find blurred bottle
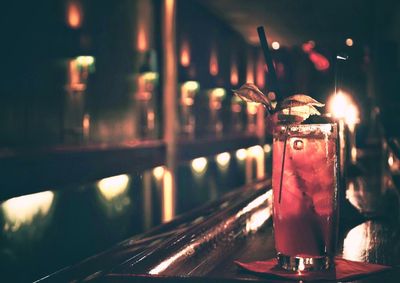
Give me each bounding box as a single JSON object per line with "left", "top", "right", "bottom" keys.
{"left": 179, "top": 81, "right": 199, "bottom": 138}
{"left": 207, "top": 88, "right": 226, "bottom": 137}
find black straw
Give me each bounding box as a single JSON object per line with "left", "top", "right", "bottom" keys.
{"left": 334, "top": 53, "right": 349, "bottom": 95}
{"left": 257, "top": 26, "right": 287, "bottom": 203}
{"left": 257, "top": 26, "right": 279, "bottom": 97}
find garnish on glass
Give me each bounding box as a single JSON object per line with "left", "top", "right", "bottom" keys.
{"left": 233, "top": 84, "right": 324, "bottom": 203}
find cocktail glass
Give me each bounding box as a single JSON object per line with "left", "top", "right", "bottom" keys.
{"left": 272, "top": 123, "right": 339, "bottom": 271}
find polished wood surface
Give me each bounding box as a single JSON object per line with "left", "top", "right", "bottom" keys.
{"left": 39, "top": 147, "right": 400, "bottom": 282}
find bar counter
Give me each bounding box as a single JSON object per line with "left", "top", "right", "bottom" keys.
{"left": 39, "top": 145, "right": 400, "bottom": 283}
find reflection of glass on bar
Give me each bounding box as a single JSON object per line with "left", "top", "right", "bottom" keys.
{"left": 272, "top": 123, "right": 339, "bottom": 271}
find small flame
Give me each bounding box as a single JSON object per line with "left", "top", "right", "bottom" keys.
{"left": 230, "top": 59, "right": 239, "bottom": 86}
{"left": 137, "top": 25, "right": 148, "bottom": 52}
{"left": 210, "top": 47, "right": 218, "bottom": 76}
{"left": 66, "top": 1, "right": 82, "bottom": 29}
{"left": 180, "top": 40, "right": 191, "bottom": 67}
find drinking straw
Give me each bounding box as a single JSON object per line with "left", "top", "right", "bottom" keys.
{"left": 334, "top": 53, "right": 348, "bottom": 95}
{"left": 257, "top": 26, "right": 286, "bottom": 203}
{"left": 257, "top": 26, "right": 279, "bottom": 96}
{"left": 277, "top": 105, "right": 290, "bottom": 203}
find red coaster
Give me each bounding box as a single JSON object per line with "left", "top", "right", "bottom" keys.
{"left": 235, "top": 257, "right": 391, "bottom": 281}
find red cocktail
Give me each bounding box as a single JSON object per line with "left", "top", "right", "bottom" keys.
{"left": 272, "top": 123, "right": 339, "bottom": 271}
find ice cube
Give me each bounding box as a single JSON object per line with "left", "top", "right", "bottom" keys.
{"left": 312, "top": 190, "right": 333, "bottom": 215}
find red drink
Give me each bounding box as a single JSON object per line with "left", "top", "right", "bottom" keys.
{"left": 272, "top": 123, "right": 339, "bottom": 271}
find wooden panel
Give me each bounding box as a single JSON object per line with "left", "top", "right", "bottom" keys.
{"left": 0, "top": 140, "right": 166, "bottom": 201}
{"left": 176, "top": 134, "right": 260, "bottom": 162}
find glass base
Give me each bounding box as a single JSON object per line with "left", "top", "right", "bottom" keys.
{"left": 277, "top": 253, "right": 331, "bottom": 271}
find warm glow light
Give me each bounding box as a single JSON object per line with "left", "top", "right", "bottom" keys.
{"left": 248, "top": 145, "right": 263, "bottom": 157}
{"left": 345, "top": 103, "right": 360, "bottom": 125}
{"left": 136, "top": 0, "right": 153, "bottom": 52}
{"left": 67, "top": 56, "right": 95, "bottom": 91}
{"left": 191, "top": 157, "right": 208, "bottom": 174}
{"left": 142, "top": 71, "right": 158, "bottom": 82}
{"left": 209, "top": 88, "right": 226, "bottom": 99}
{"left": 246, "top": 54, "right": 254, "bottom": 83}
{"left": 209, "top": 47, "right": 218, "bottom": 76}
{"left": 271, "top": 41, "right": 280, "bottom": 50}
{"left": 2, "top": 191, "right": 55, "bottom": 232}
{"left": 309, "top": 51, "right": 330, "bottom": 71}
{"left": 137, "top": 72, "right": 158, "bottom": 95}
{"left": 162, "top": 169, "right": 175, "bottom": 222}
{"left": 76, "top": 56, "right": 95, "bottom": 66}
{"left": 245, "top": 208, "right": 271, "bottom": 233}
{"left": 388, "top": 155, "right": 394, "bottom": 167}
{"left": 153, "top": 166, "right": 165, "bottom": 180}
{"left": 328, "top": 91, "right": 349, "bottom": 119}
{"left": 346, "top": 38, "right": 354, "bottom": 47}
{"left": 236, "top": 190, "right": 272, "bottom": 218}
{"left": 67, "top": 1, "right": 82, "bottom": 29}
{"left": 247, "top": 146, "right": 265, "bottom": 179}
{"left": 236, "top": 149, "right": 247, "bottom": 161}
{"left": 83, "top": 114, "right": 90, "bottom": 130}
{"left": 97, "top": 174, "right": 130, "bottom": 200}
{"left": 216, "top": 152, "right": 231, "bottom": 168}
{"left": 83, "top": 113, "right": 90, "bottom": 139}
{"left": 230, "top": 60, "right": 239, "bottom": 86}
{"left": 149, "top": 245, "right": 194, "bottom": 275}
{"left": 328, "top": 91, "right": 360, "bottom": 125}
{"left": 231, "top": 96, "right": 242, "bottom": 113}
{"left": 256, "top": 52, "right": 265, "bottom": 89}
{"left": 182, "top": 81, "right": 199, "bottom": 92}
{"left": 137, "top": 25, "right": 148, "bottom": 52}
{"left": 298, "top": 259, "right": 305, "bottom": 271}
{"left": 247, "top": 102, "right": 260, "bottom": 115}
{"left": 343, "top": 222, "right": 370, "bottom": 261}
{"left": 181, "top": 81, "right": 199, "bottom": 106}
{"left": 351, "top": 148, "right": 357, "bottom": 162}
{"left": 180, "top": 40, "right": 190, "bottom": 67}
{"left": 263, "top": 144, "right": 272, "bottom": 153}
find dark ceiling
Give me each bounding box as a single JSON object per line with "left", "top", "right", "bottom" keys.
{"left": 199, "top": 0, "right": 398, "bottom": 49}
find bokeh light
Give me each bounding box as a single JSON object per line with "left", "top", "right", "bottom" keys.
{"left": 97, "top": 174, "right": 130, "bottom": 200}
{"left": 191, "top": 157, "right": 208, "bottom": 174}
{"left": 216, "top": 152, "right": 231, "bottom": 168}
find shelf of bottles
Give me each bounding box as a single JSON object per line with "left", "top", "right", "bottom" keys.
{"left": 0, "top": 0, "right": 270, "bottom": 201}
